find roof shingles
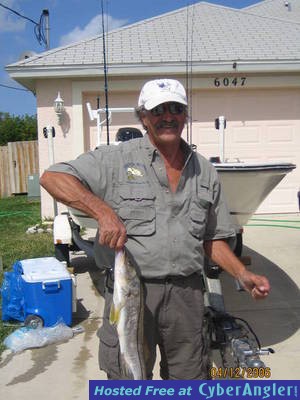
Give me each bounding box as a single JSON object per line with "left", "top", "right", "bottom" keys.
{"left": 6, "top": 1, "right": 300, "bottom": 71}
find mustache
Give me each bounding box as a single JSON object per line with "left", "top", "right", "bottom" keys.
{"left": 156, "top": 121, "right": 178, "bottom": 129}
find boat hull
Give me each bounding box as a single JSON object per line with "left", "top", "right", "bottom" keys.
{"left": 215, "top": 162, "right": 296, "bottom": 228}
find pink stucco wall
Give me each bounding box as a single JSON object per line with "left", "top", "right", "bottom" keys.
{"left": 36, "top": 79, "right": 74, "bottom": 217}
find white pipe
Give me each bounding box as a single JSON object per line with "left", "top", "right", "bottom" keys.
{"left": 46, "top": 125, "right": 58, "bottom": 216}
{"left": 96, "top": 112, "right": 103, "bottom": 147}
{"left": 219, "top": 116, "right": 225, "bottom": 162}
{"left": 86, "top": 102, "right": 96, "bottom": 120}
{"left": 86, "top": 103, "right": 135, "bottom": 146}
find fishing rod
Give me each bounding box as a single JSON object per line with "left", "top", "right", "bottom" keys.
{"left": 185, "top": 4, "right": 190, "bottom": 145}
{"left": 188, "top": 4, "right": 195, "bottom": 147}
{"left": 185, "top": 2, "right": 195, "bottom": 147}
{"left": 101, "top": 0, "right": 110, "bottom": 145}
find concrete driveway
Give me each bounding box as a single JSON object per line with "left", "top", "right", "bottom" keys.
{"left": 0, "top": 214, "right": 299, "bottom": 398}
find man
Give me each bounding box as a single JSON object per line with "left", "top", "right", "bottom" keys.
{"left": 40, "top": 78, "right": 270, "bottom": 380}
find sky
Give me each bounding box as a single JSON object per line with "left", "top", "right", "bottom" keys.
{"left": 0, "top": 0, "right": 262, "bottom": 117}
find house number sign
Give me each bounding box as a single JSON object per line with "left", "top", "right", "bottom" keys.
{"left": 214, "top": 77, "right": 247, "bottom": 87}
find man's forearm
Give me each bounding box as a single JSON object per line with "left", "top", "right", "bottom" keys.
{"left": 40, "top": 171, "right": 127, "bottom": 250}
{"left": 40, "top": 171, "right": 109, "bottom": 221}
{"left": 203, "top": 239, "right": 245, "bottom": 279}
{"left": 203, "top": 239, "right": 270, "bottom": 299}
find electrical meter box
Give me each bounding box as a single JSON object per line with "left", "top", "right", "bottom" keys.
{"left": 27, "top": 174, "right": 41, "bottom": 198}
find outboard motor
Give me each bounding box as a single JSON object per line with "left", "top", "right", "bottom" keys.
{"left": 115, "top": 127, "right": 143, "bottom": 142}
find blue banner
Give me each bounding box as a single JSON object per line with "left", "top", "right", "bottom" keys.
{"left": 89, "top": 380, "right": 299, "bottom": 400}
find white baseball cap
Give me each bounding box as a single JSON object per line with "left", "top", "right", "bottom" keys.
{"left": 138, "top": 79, "right": 187, "bottom": 110}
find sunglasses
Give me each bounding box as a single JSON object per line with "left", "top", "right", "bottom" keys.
{"left": 150, "top": 102, "right": 186, "bottom": 117}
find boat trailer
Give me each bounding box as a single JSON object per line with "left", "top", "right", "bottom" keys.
{"left": 203, "top": 259, "right": 274, "bottom": 372}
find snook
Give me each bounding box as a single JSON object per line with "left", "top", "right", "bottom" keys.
{"left": 109, "top": 249, "right": 146, "bottom": 380}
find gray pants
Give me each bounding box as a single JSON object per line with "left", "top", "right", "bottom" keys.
{"left": 98, "top": 273, "right": 210, "bottom": 380}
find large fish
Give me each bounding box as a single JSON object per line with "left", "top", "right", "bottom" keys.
{"left": 109, "top": 249, "right": 146, "bottom": 380}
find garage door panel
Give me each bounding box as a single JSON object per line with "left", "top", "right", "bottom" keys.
{"left": 196, "top": 126, "right": 219, "bottom": 145}
{"left": 193, "top": 89, "right": 300, "bottom": 213}
{"left": 258, "top": 183, "right": 298, "bottom": 213}
{"left": 232, "top": 126, "right": 261, "bottom": 143}
{"left": 223, "top": 144, "right": 264, "bottom": 161}
{"left": 266, "top": 124, "right": 295, "bottom": 143}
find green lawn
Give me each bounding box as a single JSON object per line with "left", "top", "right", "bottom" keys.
{"left": 0, "top": 195, "right": 54, "bottom": 356}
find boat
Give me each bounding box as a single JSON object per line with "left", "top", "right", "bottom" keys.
{"left": 214, "top": 161, "right": 296, "bottom": 229}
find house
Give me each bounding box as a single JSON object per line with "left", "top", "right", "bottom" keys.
{"left": 6, "top": 0, "right": 300, "bottom": 217}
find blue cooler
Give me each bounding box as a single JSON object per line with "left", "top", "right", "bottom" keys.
{"left": 20, "top": 257, "right": 72, "bottom": 327}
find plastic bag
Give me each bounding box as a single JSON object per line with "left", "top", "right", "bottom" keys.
{"left": 0, "top": 262, "right": 25, "bottom": 322}
{"left": 4, "top": 321, "right": 83, "bottom": 353}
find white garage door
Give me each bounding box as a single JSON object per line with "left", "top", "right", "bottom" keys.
{"left": 191, "top": 88, "right": 300, "bottom": 213}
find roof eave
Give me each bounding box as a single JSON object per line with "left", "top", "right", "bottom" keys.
{"left": 7, "top": 60, "right": 300, "bottom": 92}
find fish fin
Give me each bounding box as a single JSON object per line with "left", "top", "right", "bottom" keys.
{"left": 138, "top": 285, "right": 147, "bottom": 380}
{"left": 109, "top": 303, "right": 120, "bottom": 326}
{"left": 119, "top": 354, "right": 134, "bottom": 380}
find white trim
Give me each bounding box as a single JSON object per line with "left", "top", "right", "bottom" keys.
{"left": 71, "top": 82, "right": 86, "bottom": 157}
{"left": 7, "top": 60, "right": 300, "bottom": 77}
{"left": 8, "top": 62, "right": 300, "bottom": 94}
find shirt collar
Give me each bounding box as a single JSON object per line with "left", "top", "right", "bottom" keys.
{"left": 141, "top": 133, "right": 194, "bottom": 165}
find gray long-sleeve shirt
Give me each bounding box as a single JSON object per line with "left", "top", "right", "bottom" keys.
{"left": 48, "top": 134, "right": 235, "bottom": 278}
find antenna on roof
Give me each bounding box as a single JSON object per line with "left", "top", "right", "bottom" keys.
{"left": 101, "top": 0, "right": 110, "bottom": 145}
{"left": 43, "top": 9, "right": 50, "bottom": 50}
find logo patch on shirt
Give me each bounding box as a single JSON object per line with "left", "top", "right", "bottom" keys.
{"left": 125, "top": 163, "right": 146, "bottom": 181}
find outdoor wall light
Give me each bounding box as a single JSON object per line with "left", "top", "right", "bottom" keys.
{"left": 54, "top": 92, "right": 64, "bottom": 124}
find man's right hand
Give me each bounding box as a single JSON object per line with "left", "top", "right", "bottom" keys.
{"left": 97, "top": 206, "right": 127, "bottom": 251}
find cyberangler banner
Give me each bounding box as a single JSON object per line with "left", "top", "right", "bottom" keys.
{"left": 89, "top": 380, "right": 299, "bottom": 400}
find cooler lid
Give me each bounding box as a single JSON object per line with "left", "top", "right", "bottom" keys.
{"left": 20, "top": 257, "right": 70, "bottom": 283}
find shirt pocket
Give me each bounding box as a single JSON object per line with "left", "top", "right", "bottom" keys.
{"left": 190, "top": 191, "right": 213, "bottom": 239}
{"left": 118, "top": 184, "right": 156, "bottom": 236}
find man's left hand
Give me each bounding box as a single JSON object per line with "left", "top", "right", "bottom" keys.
{"left": 238, "top": 270, "right": 270, "bottom": 300}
